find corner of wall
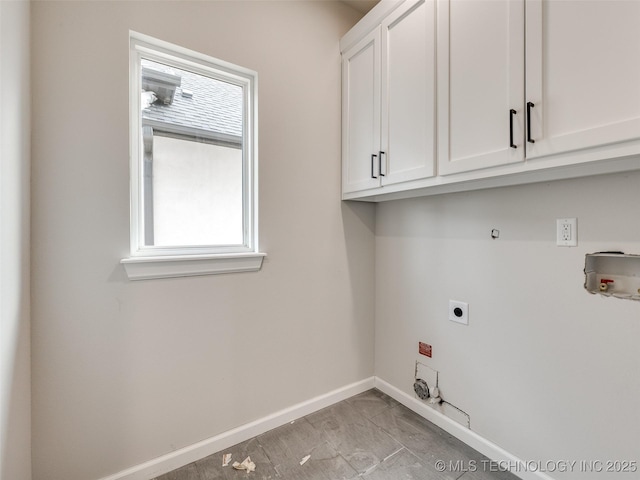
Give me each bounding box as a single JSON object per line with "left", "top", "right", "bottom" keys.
{"left": 0, "top": 1, "right": 32, "bottom": 479}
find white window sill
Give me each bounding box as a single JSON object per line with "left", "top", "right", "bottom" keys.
{"left": 121, "top": 252, "right": 266, "bottom": 280}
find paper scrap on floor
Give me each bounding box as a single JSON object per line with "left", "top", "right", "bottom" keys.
{"left": 222, "top": 453, "right": 232, "bottom": 467}
{"left": 232, "top": 456, "right": 256, "bottom": 473}
{"left": 300, "top": 455, "right": 311, "bottom": 466}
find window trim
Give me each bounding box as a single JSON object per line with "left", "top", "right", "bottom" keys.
{"left": 121, "top": 252, "right": 266, "bottom": 281}
{"left": 122, "top": 31, "right": 264, "bottom": 280}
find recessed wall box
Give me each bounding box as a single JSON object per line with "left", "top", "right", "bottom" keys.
{"left": 584, "top": 252, "right": 640, "bottom": 301}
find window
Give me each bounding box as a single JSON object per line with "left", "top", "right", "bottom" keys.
{"left": 122, "top": 32, "right": 264, "bottom": 280}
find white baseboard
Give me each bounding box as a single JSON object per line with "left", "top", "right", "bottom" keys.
{"left": 374, "top": 377, "right": 556, "bottom": 480}
{"left": 97, "top": 377, "right": 375, "bottom": 480}
{"left": 99, "top": 376, "right": 556, "bottom": 480}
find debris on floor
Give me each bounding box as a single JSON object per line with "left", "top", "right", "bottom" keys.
{"left": 222, "top": 453, "right": 232, "bottom": 467}
{"left": 299, "top": 454, "right": 311, "bottom": 466}
{"left": 232, "top": 456, "right": 256, "bottom": 473}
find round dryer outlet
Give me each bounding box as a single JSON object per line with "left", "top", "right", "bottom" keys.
{"left": 413, "top": 378, "right": 430, "bottom": 400}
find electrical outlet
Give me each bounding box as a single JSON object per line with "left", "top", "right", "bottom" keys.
{"left": 557, "top": 218, "right": 577, "bottom": 247}
{"left": 448, "top": 300, "right": 468, "bottom": 325}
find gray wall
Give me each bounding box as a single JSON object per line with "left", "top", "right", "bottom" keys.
{"left": 30, "top": 2, "right": 373, "bottom": 479}
{"left": 375, "top": 171, "right": 640, "bottom": 479}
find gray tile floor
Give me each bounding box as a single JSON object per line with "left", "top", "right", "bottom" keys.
{"left": 155, "top": 389, "right": 518, "bottom": 480}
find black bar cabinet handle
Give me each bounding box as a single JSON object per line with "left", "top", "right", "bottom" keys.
{"left": 509, "top": 109, "right": 517, "bottom": 149}
{"left": 526, "top": 102, "right": 535, "bottom": 144}
{"left": 379, "top": 151, "right": 385, "bottom": 176}
{"left": 371, "top": 153, "right": 378, "bottom": 179}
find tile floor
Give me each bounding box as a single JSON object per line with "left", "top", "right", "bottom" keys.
{"left": 154, "top": 389, "right": 518, "bottom": 480}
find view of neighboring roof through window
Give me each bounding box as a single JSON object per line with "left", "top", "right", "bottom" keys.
{"left": 141, "top": 59, "right": 243, "bottom": 146}
{"left": 124, "top": 33, "right": 262, "bottom": 280}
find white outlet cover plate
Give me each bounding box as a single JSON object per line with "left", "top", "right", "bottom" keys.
{"left": 556, "top": 218, "right": 577, "bottom": 246}
{"left": 449, "top": 300, "right": 468, "bottom": 325}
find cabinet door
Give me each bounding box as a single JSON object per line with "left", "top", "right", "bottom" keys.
{"left": 342, "top": 28, "right": 381, "bottom": 194}
{"left": 525, "top": 0, "right": 640, "bottom": 159}
{"left": 437, "top": 0, "right": 524, "bottom": 175}
{"left": 380, "top": 0, "right": 436, "bottom": 186}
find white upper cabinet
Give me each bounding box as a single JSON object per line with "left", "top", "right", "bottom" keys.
{"left": 437, "top": 0, "right": 525, "bottom": 175}
{"left": 341, "top": 0, "right": 640, "bottom": 201}
{"left": 342, "top": 0, "right": 436, "bottom": 196}
{"left": 381, "top": 0, "right": 436, "bottom": 186}
{"left": 342, "top": 29, "right": 381, "bottom": 194}
{"left": 437, "top": 0, "right": 640, "bottom": 176}
{"left": 525, "top": 0, "right": 640, "bottom": 159}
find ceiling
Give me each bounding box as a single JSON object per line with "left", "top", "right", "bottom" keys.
{"left": 341, "top": 0, "right": 380, "bottom": 14}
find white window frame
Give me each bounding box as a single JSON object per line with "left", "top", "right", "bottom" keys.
{"left": 122, "top": 32, "right": 265, "bottom": 280}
